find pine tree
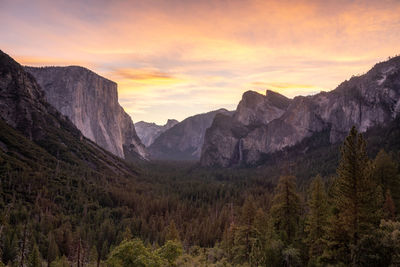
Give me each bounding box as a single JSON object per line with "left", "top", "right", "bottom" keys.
{"left": 383, "top": 190, "right": 396, "bottom": 220}
{"left": 47, "top": 232, "right": 59, "bottom": 267}
{"left": 328, "top": 127, "right": 382, "bottom": 266}
{"left": 28, "top": 243, "right": 41, "bottom": 267}
{"left": 372, "top": 149, "right": 400, "bottom": 211}
{"left": 165, "top": 220, "right": 180, "bottom": 241}
{"left": 305, "top": 175, "right": 328, "bottom": 262}
{"left": 232, "top": 197, "right": 257, "bottom": 264}
{"left": 270, "top": 175, "right": 301, "bottom": 245}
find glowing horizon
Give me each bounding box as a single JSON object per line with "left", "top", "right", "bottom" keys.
{"left": 1, "top": 0, "right": 399, "bottom": 124}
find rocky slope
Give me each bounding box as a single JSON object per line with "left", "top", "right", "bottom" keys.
{"left": 25, "top": 66, "right": 147, "bottom": 160}
{"left": 201, "top": 56, "right": 400, "bottom": 167}
{"left": 0, "top": 49, "right": 137, "bottom": 176}
{"left": 135, "top": 119, "right": 179, "bottom": 147}
{"left": 149, "top": 109, "right": 232, "bottom": 160}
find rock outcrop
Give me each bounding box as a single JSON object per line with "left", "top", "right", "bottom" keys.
{"left": 0, "top": 49, "right": 137, "bottom": 176}
{"left": 201, "top": 56, "right": 400, "bottom": 167}
{"left": 25, "top": 66, "right": 147, "bottom": 160}
{"left": 149, "top": 109, "right": 233, "bottom": 160}
{"left": 135, "top": 119, "right": 179, "bottom": 147}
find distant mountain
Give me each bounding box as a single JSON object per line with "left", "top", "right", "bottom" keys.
{"left": 25, "top": 66, "right": 147, "bottom": 161}
{"left": 149, "top": 109, "right": 233, "bottom": 160}
{"left": 135, "top": 119, "right": 179, "bottom": 147}
{"left": 0, "top": 49, "right": 137, "bottom": 176}
{"left": 201, "top": 56, "right": 400, "bottom": 167}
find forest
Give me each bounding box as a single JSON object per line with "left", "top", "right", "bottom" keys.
{"left": 1, "top": 124, "right": 400, "bottom": 266}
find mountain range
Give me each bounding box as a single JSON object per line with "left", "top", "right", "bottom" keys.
{"left": 3, "top": 48, "right": 400, "bottom": 169}
{"left": 201, "top": 56, "right": 400, "bottom": 167}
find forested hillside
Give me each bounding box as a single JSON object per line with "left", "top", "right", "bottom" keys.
{"left": 1, "top": 116, "right": 400, "bottom": 266}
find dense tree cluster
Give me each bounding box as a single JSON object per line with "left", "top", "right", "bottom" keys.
{"left": 1, "top": 126, "right": 400, "bottom": 266}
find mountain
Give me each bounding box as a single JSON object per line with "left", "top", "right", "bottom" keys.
{"left": 149, "top": 109, "right": 233, "bottom": 160}
{"left": 25, "top": 66, "right": 147, "bottom": 160}
{"left": 0, "top": 49, "right": 137, "bottom": 177}
{"left": 135, "top": 119, "right": 179, "bottom": 147}
{"left": 201, "top": 56, "right": 400, "bottom": 167}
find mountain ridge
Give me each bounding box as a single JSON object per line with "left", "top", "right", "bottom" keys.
{"left": 135, "top": 119, "right": 179, "bottom": 147}
{"left": 201, "top": 55, "right": 400, "bottom": 167}
{"left": 149, "top": 108, "right": 233, "bottom": 160}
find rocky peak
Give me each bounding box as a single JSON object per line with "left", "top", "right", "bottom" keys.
{"left": 135, "top": 119, "right": 179, "bottom": 147}
{"left": 165, "top": 119, "right": 179, "bottom": 128}
{"left": 233, "top": 90, "right": 291, "bottom": 126}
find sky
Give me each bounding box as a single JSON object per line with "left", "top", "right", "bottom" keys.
{"left": 1, "top": 0, "right": 400, "bottom": 125}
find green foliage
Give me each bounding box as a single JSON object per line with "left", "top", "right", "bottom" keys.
{"left": 47, "top": 232, "right": 59, "bottom": 265}
{"left": 49, "top": 256, "right": 70, "bottom": 267}
{"left": 2, "top": 113, "right": 400, "bottom": 266}
{"left": 270, "top": 176, "right": 302, "bottom": 245}
{"left": 372, "top": 150, "right": 400, "bottom": 213}
{"left": 165, "top": 220, "right": 180, "bottom": 242}
{"left": 324, "top": 127, "right": 383, "bottom": 266}
{"left": 28, "top": 243, "right": 41, "bottom": 267}
{"left": 156, "top": 240, "right": 183, "bottom": 266}
{"left": 106, "top": 239, "right": 164, "bottom": 267}
{"left": 305, "top": 175, "right": 328, "bottom": 261}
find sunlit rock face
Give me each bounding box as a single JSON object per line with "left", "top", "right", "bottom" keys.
{"left": 25, "top": 66, "right": 148, "bottom": 160}
{"left": 201, "top": 56, "right": 400, "bottom": 167}
{"left": 135, "top": 119, "right": 179, "bottom": 147}
{"left": 149, "top": 109, "right": 233, "bottom": 161}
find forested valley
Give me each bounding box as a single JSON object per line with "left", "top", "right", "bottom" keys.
{"left": 2, "top": 115, "right": 400, "bottom": 267}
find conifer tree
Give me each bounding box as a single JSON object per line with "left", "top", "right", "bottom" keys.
{"left": 28, "top": 243, "right": 41, "bottom": 267}
{"left": 47, "top": 232, "right": 59, "bottom": 267}
{"left": 305, "top": 175, "right": 328, "bottom": 262}
{"left": 232, "top": 197, "right": 257, "bottom": 264}
{"left": 383, "top": 190, "right": 396, "bottom": 220}
{"left": 372, "top": 149, "right": 400, "bottom": 211}
{"left": 328, "top": 127, "right": 382, "bottom": 266}
{"left": 165, "top": 220, "right": 180, "bottom": 241}
{"left": 270, "top": 175, "right": 301, "bottom": 245}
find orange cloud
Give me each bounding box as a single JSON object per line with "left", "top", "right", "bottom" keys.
{"left": 109, "top": 68, "right": 185, "bottom": 87}
{"left": 1, "top": 0, "right": 400, "bottom": 124}
{"left": 15, "top": 56, "right": 91, "bottom": 67}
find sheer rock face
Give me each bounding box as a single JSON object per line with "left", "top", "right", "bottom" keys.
{"left": 0, "top": 51, "right": 62, "bottom": 141}
{"left": 25, "top": 66, "right": 147, "bottom": 160}
{"left": 135, "top": 119, "right": 179, "bottom": 147}
{"left": 149, "top": 109, "right": 233, "bottom": 160}
{"left": 201, "top": 56, "right": 400, "bottom": 167}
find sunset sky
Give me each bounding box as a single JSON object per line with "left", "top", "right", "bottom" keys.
{"left": 1, "top": 0, "right": 400, "bottom": 124}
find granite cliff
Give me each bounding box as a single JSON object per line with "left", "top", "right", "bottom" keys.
{"left": 0, "top": 49, "right": 137, "bottom": 175}
{"left": 201, "top": 56, "right": 400, "bottom": 167}
{"left": 135, "top": 119, "right": 179, "bottom": 147}
{"left": 149, "top": 109, "right": 232, "bottom": 160}
{"left": 25, "top": 66, "right": 147, "bottom": 160}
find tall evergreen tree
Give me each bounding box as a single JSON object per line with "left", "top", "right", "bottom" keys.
{"left": 305, "top": 175, "right": 328, "bottom": 263}
{"left": 165, "top": 220, "right": 180, "bottom": 242}
{"left": 372, "top": 149, "right": 400, "bottom": 212}
{"left": 47, "top": 232, "right": 59, "bottom": 267}
{"left": 328, "top": 127, "right": 382, "bottom": 266}
{"left": 270, "top": 175, "right": 301, "bottom": 245}
{"left": 232, "top": 197, "right": 257, "bottom": 264}
{"left": 28, "top": 243, "right": 41, "bottom": 267}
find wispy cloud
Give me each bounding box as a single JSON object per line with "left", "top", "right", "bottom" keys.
{"left": 1, "top": 0, "right": 399, "bottom": 124}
